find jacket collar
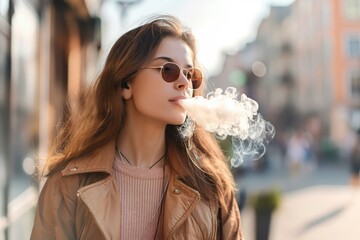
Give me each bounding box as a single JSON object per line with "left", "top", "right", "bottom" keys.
{"left": 61, "top": 140, "right": 116, "bottom": 176}
{"left": 60, "top": 140, "right": 204, "bottom": 238}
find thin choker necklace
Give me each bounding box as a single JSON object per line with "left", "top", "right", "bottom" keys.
{"left": 115, "top": 146, "right": 166, "bottom": 169}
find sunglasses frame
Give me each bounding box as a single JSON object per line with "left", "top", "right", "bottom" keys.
{"left": 141, "top": 62, "right": 203, "bottom": 89}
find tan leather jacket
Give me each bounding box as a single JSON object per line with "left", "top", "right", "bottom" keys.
{"left": 31, "top": 142, "right": 243, "bottom": 240}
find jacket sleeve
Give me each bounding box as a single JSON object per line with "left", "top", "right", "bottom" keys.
{"left": 30, "top": 173, "right": 79, "bottom": 240}
{"left": 220, "top": 191, "right": 244, "bottom": 240}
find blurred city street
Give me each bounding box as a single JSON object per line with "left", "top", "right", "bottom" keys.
{"left": 237, "top": 161, "right": 360, "bottom": 240}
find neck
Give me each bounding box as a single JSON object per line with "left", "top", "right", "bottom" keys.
{"left": 117, "top": 119, "right": 166, "bottom": 169}
{"left": 117, "top": 146, "right": 166, "bottom": 169}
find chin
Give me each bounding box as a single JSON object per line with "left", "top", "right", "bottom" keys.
{"left": 169, "top": 115, "right": 187, "bottom": 125}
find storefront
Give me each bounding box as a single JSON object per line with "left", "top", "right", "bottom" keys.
{"left": 0, "top": 0, "right": 100, "bottom": 238}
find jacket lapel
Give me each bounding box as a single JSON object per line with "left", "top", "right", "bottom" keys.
{"left": 62, "top": 141, "right": 120, "bottom": 239}
{"left": 77, "top": 176, "right": 121, "bottom": 240}
{"left": 163, "top": 173, "right": 201, "bottom": 239}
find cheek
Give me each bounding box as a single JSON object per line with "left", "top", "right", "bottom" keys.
{"left": 134, "top": 74, "right": 166, "bottom": 94}
{"left": 133, "top": 83, "right": 166, "bottom": 110}
{"left": 134, "top": 89, "right": 154, "bottom": 106}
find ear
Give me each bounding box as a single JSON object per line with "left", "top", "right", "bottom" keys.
{"left": 121, "top": 83, "right": 132, "bottom": 100}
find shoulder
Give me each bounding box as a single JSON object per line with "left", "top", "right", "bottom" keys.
{"left": 37, "top": 169, "right": 82, "bottom": 211}
{"left": 31, "top": 170, "right": 83, "bottom": 239}
{"left": 42, "top": 142, "right": 115, "bottom": 199}
{"left": 32, "top": 167, "right": 99, "bottom": 224}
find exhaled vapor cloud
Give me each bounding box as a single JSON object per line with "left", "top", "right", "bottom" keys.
{"left": 180, "top": 87, "right": 275, "bottom": 167}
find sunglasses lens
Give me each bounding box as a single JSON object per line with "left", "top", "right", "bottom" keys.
{"left": 187, "top": 68, "right": 202, "bottom": 89}
{"left": 162, "top": 63, "right": 180, "bottom": 82}
{"left": 161, "top": 63, "right": 202, "bottom": 89}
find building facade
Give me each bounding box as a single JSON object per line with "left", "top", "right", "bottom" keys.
{"left": 0, "top": 0, "right": 101, "bottom": 238}
{"left": 210, "top": 0, "right": 360, "bottom": 151}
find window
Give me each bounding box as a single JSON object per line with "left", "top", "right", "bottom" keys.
{"left": 348, "top": 70, "right": 360, "bottom": 101}
{"left": 346, "top": 35, "right": 360, "bottom": 58}
{"left": 344, "top": 0, "right": 360, "bottom": 20}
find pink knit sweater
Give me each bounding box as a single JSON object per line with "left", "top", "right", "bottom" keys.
{"left": 113, "top": 155, "right": 169, "bottom": 240}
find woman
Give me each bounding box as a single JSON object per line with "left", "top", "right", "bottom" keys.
{"left": 31, "top": 15, "right": 243, "bottom": 240}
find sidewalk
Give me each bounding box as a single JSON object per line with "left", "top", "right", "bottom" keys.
{"left": 237, "top": 161, "right": 360, "bottom": 240}
{"left": 241, "top": 185, "right": 360, "bottom": 240}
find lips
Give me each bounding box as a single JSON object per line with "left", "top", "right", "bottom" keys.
{"left": 169, "top": 95, "right": 188, "bottom": 102}
{"left": 169, "top": 96, "right": 189, "bottom": 109}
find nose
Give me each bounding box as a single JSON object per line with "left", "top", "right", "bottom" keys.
{"left": 174, "top": 70, "right": 190, "bottom": 90}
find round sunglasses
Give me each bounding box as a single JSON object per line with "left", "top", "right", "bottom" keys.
{"left": 141, "top": 62, "right": 203, "bottom": 89}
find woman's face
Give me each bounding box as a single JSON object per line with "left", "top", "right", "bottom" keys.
{"left": 124, "top": 37, "right": 195, "bottom": 126}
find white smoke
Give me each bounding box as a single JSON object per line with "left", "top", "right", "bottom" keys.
{"left": 180, "top": 87, "right": 275, "bottom": 167}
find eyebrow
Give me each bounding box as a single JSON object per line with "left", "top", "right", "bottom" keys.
{"left": 153, "top": 56, "right": 193, "bottom": 68}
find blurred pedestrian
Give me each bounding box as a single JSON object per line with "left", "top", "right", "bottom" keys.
{"left": 350, "top": 129, "right": 360, "bottom": 187}
{"left": 285, "top": 129, "right": 307, "bottom": 176}
{"left": 303, "top": 130, "right": 317, "bottom": 172}
{"left": 30, "top": 15, "right": 243, "bottom": 239}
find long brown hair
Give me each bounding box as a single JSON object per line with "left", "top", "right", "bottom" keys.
{"left": 46, "top": 15, "right": 236, "bottom": 211}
